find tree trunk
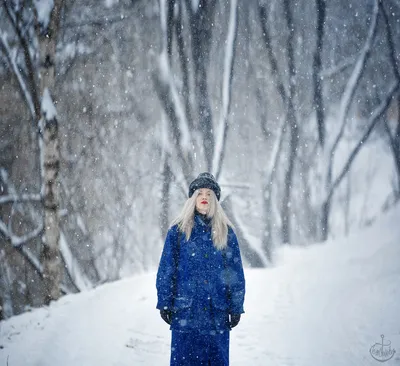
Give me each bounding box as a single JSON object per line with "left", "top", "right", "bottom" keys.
{"left": 189, "top": 1, "right": 217, "bottom": 171}
{"left": 321, "top": 0, "right": 379, "bottom": 241}
{"left": 160, "top": 157, "right": 172, "bottom": 239}
{"left": 395, "top": 96, "right": 400, "bottom": 193}
{"left": 40, "top": 94, "right": 61, "bottom": 304}
{"left": 385, "top": 94, "right": 400, "bottom": 195}
{"left": 321, "top": 81, "right": 399, "bottom": 240}
{"left": 176, "top": 1, "right": 194, "bottom": 131}
{"left": 36, "top": 0, "right": 65, "bottom": 304}
{"left": 281, "top": 106, "right": 299, "bottom": 245}
{"left": 261, "top": 182, "right": 273, "bottom": 263}
{"left": 213, "top": 0, "right": 239, "bottom": 180}
{"left": 281, "top": 0, "right": 299, "bottom": 245}
{"left": 313, "top": 0, "right": 326, "bottom": 146}
{"left": 380, "top": 2, "right": 400, "bottom": 194}
{"left": 222, "top": 196, "right": 266, "bottom": 268}
{"left": 320, "top": 197, "right": 331, "bottom": 241}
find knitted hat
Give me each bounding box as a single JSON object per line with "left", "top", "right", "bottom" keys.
{"left": 189, "top": 172, "right": 221, "bottom": 201}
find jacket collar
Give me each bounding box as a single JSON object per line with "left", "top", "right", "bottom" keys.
{"left": 194, "top": 212, "right": 212, "bottom": 227}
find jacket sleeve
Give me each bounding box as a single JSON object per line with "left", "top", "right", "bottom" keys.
{"left": 226, "top": 228, "right": 246, "bottom": 314}
{"left": 156, "top": 225, "right": 178, "bottom": 310}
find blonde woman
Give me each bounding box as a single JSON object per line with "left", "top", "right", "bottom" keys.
{"left": 156, "top": 172, "right": 246, "bottom": 366}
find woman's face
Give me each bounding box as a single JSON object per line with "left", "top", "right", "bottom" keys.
{"left": 195, "top": 188, "right": 212, "bottom": 215}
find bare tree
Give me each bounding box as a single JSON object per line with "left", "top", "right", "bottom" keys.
{"left": 258, "top": 0, "right": 300, "bottom": 245}
{"left": 279, "top": 0, "right": 301, "bottom": 245}
{"left": 154, "top": 0, "right": 266, "bottom": 266}
{"left": 319, "top": 0, "right": 381, "bottom": 240}
{"left": 0, "top": 0, "right": 90, "bottom": 305}
{"left": 257, "top": 2, "right": 288, "bottom": 258}
{"left": 313, "top": 0, "right": 326, "bottom": 146}
{"left": 380, "top": 1, "right": 400, "bottom": 193}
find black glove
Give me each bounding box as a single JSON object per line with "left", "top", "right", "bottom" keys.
{"left": 229, "top": 314, "right": 241, "bottom": 329}
{"left": 160, "top": 309, "right": 172, "bottom": 325}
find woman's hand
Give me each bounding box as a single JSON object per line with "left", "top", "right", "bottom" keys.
{"left": 160, "top": 309, "right": 172, "bottom": 325}
{"left": 229, "top": 314, "right": 241, "bottom": 329}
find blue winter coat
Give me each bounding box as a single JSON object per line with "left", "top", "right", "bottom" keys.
{"left": 156, "top": 214, "right": 245, "bottom": 334}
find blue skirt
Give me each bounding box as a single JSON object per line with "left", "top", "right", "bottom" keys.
{"left": 170, "top": 329, "right": 230, "bottom": 366}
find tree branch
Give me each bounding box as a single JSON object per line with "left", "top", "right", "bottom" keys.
{"left": 380, "top": 0, "right": 400, "bottom": 81}
{"left": 0, "top": 193, "right": 42, "bottom": 205}
{"left": 0, "top": 219, "right": 44, "bottom": 247}
{"left": 327, "top": 81, "right": 400, "bottom": 202}
{"left": 327, "top": 0, "right": 380, "bottom": 186}
{"left": 258, "top": 4, "right": 287, "bottom": 105}
{"left": 155, "top": 0, "right": 193, "bottom": 182}
{"left": 3, "top": 0, "right": 41, "bottom": 119}
{"left": 320, "top": 54, "right": 355, "bottom": 78}
{"left": 60, "top": 231, "right": 93, "bottom": 291}
{"left": 0, "top": 31, "right": 36, "bottom": 119}
{"left": 13, "top": 244, "right": 69, "bottom": 295}
{"left": 213, "top": 0, "right": 239, "bottom": 180}
{"left": 175, "top": 0, "right": 193, "bottom": 131}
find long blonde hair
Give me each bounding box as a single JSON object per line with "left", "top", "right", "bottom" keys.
{"left": 170, "top": 189, "right": 234, "bottom": 250}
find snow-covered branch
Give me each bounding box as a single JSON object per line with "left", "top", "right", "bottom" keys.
{"left": 60, "top": 232, "right": 93, "bottom": 291}
{"left": 0, "top": 219, "right": 44, "bottom": 248}
{"left": 0, "top": 188, "right": 81, "bottom": 296}
{"left": 175, "top": 1, "right": 193, "bottom": 131}
{"left": 190, "top": 0, "right": 200, "bottom": 13}
{"left": 41, "top": 88, "right": 58, "bottom": 120}
{"left": 0, "top": 170, "right": 43, "bottom": 244}
{"left": 228, "top": 196, "right": 268, "bottom": 267}
{"left": 158, "top": 50, "right": 190, "bottom": 152}
{"left": 327, "top": 0, "right": 379, "bottom": 181}
{"left": 18, "top": 245, "right": 43, "bottom": 274}
{"left": 155, "top": 0, "right": 193, "bottom": 182}
{"left": 0, "top": 193, "right": 42, "bottom": 205}
{"left": 33, "top": 0, "right": 55, "bottom": 31}
{"left": 219, "top": 182, "right": 252, "bottom": 190}
{"left": 266, "top": 118, "right": 287, "bottom": 183}
{"left": 380, "top": 1, "right": 400, "bottom": 81}
{"left": 328, "top": 80, "right": 400, "bottom": 201}
{"left": 159, "top": 0, "right": 190, "bottom": 152}
{"left": 258, "top": 4, "right": 287, "bottom": 105}
{"left": 0, "top": 32, "right": 36, "bottom": 119}
{"left": 159, "top": 113, "right": 187, "bottom": 194}
{"left": 213, "top": 0, "right": 238, "bottom": 180}
{"left": 13, "top": 244, "right": 69, "bottom": 295}
{"left": 320, "top": 54, "right": 355, "bottom": 78}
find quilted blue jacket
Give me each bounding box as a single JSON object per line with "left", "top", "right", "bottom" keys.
{"left": 156, "top": 214, "right": 245, "bottom": 324}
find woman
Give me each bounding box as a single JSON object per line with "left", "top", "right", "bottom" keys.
{"left": 156, "top": 172, "right": 246, "bottom": 366}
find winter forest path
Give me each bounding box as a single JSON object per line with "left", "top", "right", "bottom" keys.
{"left": 1, "top": 207, "right": 400, "bottom": 365}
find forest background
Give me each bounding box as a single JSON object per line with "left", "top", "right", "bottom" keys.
{"left": 0, "top": 0, "right": 399, "bottom": 319}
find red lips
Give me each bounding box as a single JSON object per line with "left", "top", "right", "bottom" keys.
{"left": 201, "top": 201, "right": 208, "bottom": 204}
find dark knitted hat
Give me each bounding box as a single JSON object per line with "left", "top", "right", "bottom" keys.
{"left": 189, "top": 172, "right": 221, "bottom": 201}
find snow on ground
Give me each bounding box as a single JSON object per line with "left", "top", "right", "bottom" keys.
{"left": 1, "top": 206, "right": 400, "bottom": 366}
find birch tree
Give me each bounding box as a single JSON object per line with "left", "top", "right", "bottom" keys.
{"left": 0, "top": 0, "right": 84, "bottom": 305}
